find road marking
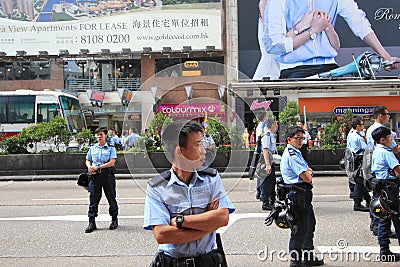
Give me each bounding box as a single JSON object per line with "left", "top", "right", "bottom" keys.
{"left": 31, "top": 197, "right": 145, "bottom": 201}
{"left": 0, "top": 214, "right": 144, "bottom": 221}
{"left": 314, "top": 195, "right": 350, "bottom": 198}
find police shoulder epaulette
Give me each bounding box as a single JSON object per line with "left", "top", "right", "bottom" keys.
{"left": 148, "top": 170, "right": 171, "bottom": 187}
{"left": 197, "top": 167, "right": 218, "bottom": 177}
{"left": 288, "top": 148, "right": 296, "bottom": 156}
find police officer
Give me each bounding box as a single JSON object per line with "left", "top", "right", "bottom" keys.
{"left": 371, "top": 127, "right": 400, "bottom": 262}
{"left": 144, "top": 120, "right": 235, "bottom": 267}
{"left": 202, "top": 126, "right": 216, "bottom": 167}
{"left": 260, "top": 118, "right": 278, "bottom": 210}
{"left": 280, "top": 126, "right": 323, "bottom": 267}
{"left": 365, "top": 106, "right": 399, "bottom": 236}
{"left": 346, "top": 116, "right": 370, "bottom": 212}
{"left": 85, "top": 127, "right": 118, "bottom": 233}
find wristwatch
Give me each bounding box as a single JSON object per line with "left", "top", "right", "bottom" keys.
{"left": 175, "top": 215, "right": 184, "bottom": 229}
{"left": 293, "top": 28, "right": 300, "bottom": 35}
{"left": 309, "top": 29, "right": 317, "bottom": 40}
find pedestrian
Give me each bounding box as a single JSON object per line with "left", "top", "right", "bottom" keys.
{"left": 124, "top": 128, "right": 140, "bottom": 148}
{"left": 259, "top": 118, "right": 278, "bottom": 211}
{"left": 346, "top": 116, "right": 370, "bottom": 212}
{"left": 370, "top": 126, "right": 400, "bottom": 262}
{"left": 296, "top": 120, "right": 311, "bottom": 162}
{"left": 280, "top": 126, "right": 324, "bottom": 267}
{"left": 84, "top": 127, "right": 118, "bottom": 233}
{"left": 144, "top": 120, "right": 235, "bottom": 266}
{"left": 255, "top": 110, "right": 267, "bottom": 200}
{"left": 202, "top": 126, "right": 216, "bottom": 167}
{"left": 109, "top": 128, "right": 122, "bottom": 151}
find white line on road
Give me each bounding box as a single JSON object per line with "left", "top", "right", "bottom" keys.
{"left": 31, "top": 197, "right": 145, "bottom": 201}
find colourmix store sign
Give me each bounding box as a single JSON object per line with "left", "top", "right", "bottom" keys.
{"left": 158, "top": 103, "right": 224, "bottom": 121}
{"left": 0, "top": 1, "right": 222, "bottom": 56}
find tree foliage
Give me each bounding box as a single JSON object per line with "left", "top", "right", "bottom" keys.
{"left": 279, "top": 101, "right": 300, "bottom": 126}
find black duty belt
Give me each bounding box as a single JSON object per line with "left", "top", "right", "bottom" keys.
{"left": 164, "top": 250, "right": 224, "bottom": 267}
{"left": 283, "top": 182, "right": 313, "bottom": 191}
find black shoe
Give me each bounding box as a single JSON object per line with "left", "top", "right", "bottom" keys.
{"left": 109, "top": 219, "right": 118, "bottom": 230}
{"left": 302, "top": 253, "right": 324, "bottom": 266}
{"left": 349, "top": 191, "right": 354, "bottom": 199}
{"left": 380, "top": 246, "right": 400, "bottom": 262}
{"left": 290, "top": 261, "right": 305, "bottom": 267}
{"left": 262, "top": 201, "right": 273, "bottom": 211}
{"left": 256, "top": 191, "right": 261, "bottom": 200}
{"left": 85, "top": 222, "right": 97, "bottom": 233}
{"left": 353, "top": 204, "right": 369, "bottom": 212}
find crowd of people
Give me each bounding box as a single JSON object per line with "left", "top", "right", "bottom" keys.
{"left": 258, "top": 105, "right": 400, "bottom": 266}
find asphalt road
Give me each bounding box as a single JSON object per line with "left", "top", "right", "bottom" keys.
{"left": 0, "top": 175, "right": 399, "bottom": 267}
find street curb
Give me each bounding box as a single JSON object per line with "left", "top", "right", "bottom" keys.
{"left": 0, "top": 170, "right": 347, "bottom": 181}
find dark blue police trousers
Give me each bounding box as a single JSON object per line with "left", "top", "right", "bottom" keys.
{"left": 289, "top": 188, "right": 316, "bottom": 261}
{"left": 88, "top": 173, "right": 118, "bottom": 218}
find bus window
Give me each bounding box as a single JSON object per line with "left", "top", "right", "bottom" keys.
{"left": 37, "top": 103, "right": 59, "bottom": 123}
{"left": 7, "top": 96, "right": 35, "bottom": 124}
{"left": 0, "top": 96, "right": 6, "bottom": 123}
{"left": 59, "top": 95, "right": 85, "bottom": 133}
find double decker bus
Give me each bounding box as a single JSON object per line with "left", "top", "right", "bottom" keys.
{"left": 0, "top": 90, "right": 86, "bottom": 137}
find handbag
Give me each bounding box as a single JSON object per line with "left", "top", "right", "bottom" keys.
{"left": 77, "top": 173, "right": 89, "bottom": 190}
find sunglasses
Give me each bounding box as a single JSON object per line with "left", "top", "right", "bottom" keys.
{"left": 292, "top": 136, "right": 305, "bottom": 140}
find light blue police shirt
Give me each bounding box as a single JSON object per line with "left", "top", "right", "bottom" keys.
{"left": 86, "top": 143, "right": 117, "bottom": 165}
{"left": 261, "top": 130, "right": 277, "bottom": 153}
{"left": 202, "top": 134, "right": 215, "bottom": 148}
{"left": 371, "top": 144, "right": 399, "bottom": 180}
{"left": 280, "top": 144, "right": 308, "bottom": 184}
{"left": 346, "top": 129, "right": 366, "bottom": 156}
{"left": 143, "top": 168, "right": 235, "bottom": 258}
{"left": 366, "top": 122, "right": 396, "bottom": 149}
{"left": 110, "top": 135, "right": 121, "bottom": 146}
{"left": 125, "top": 133, "right": 140, "bottom": 147}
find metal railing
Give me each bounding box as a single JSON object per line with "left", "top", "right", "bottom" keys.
{"left": 65, "top": 77, "right": 141, "bottom": 92}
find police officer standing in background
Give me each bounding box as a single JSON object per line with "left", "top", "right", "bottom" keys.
{"left": 85, "top": 127, "right": 118, "bottom": 233}
{"left": 144, "top": 120, "right": 235, "bottom": 267}
{"left": 260, "top": 118, "right": 278, "bottom": 211}
{"left": 296, "top": 121, "right": 311, "bottom": 162}
{"left": 371, "top": 127, "right": 400, "bottom": 262}
{"left": 347, "top": 116, "right": 370, "bottom": 212}
{"left": 280, "top": 126, "right": 324, "bottom": 267}
{"left": 202, "top": 125, "right": 216, "bottom": 167}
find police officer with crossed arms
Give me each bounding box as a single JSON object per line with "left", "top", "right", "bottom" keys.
{"left": 280, "top": 126, "right": 324, "bottom": 267}
{"left": 143, "top": 120, "right": 235, "bottom": 267}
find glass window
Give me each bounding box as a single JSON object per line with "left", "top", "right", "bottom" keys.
{"left": 5, "top": 62, "right": 15, "bottom": 80}
{"left": 0, "top": 63, "right": 5, "bottom": 80}
{"left": 0, "top": 96, "right": 6, "bottom": 123}
{"left": 7, "top": 96, "right": 35, "bottom": 123}
{"left": 31, "top": 61, "right": 50, "bottom": 80}
{"left": 59, "top": 96, "right": 85, "bottom": 133}
{"left": 37, "top": 103, "right": 59, "bottom": 123}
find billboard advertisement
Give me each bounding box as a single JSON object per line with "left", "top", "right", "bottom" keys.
{"left": 238, "top": 0, "right": 400, "bottom": 80}
{"left": 0, "top": 0, "right": 221, "bottom": 56}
